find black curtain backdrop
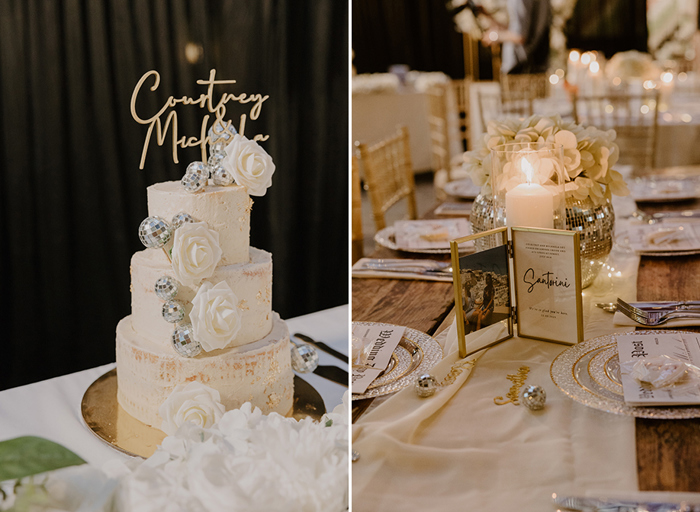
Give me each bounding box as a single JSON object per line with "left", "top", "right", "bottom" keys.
{"left": 565, "top": 0, "right": 648, "bottom": 56}
{"left": 0, "top": 0, "right": 348, "bottom": 390}
{"left": 352, "top": 0, "right": 465, "bottom": 78}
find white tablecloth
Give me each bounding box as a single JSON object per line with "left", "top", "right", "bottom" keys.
{"left": 352, "top": 193, "right": 652, "bottom": 511}
{"left": 0, "top": 305, "right": 348, "bottom": 466}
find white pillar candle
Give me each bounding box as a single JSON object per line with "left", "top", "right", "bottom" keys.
{"left": 505, "top": 158, "right": 554, "bottom": 229}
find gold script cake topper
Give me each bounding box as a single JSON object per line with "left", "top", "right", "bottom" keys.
{"left": 130, "top": 69, "right": 270, "bottom": 169}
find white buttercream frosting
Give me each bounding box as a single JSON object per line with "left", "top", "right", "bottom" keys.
{"left": 130, "top": 248, "right": 272, "bottom": 348}
{"left": 117, "top": 313, "right": 294, "bottom": 428}
{"left": 147, "top": 181, "right": 251, "bottom": 265}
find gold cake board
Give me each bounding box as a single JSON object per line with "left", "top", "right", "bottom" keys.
{"left": 81, "top": 369, "right": 326, "bottom": 458}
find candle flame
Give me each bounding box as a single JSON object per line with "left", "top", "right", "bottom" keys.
{"left": 521, "top": 158, "right": 534, "bottom": 184}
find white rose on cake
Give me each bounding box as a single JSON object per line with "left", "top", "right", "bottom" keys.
{"left": 159, "top": 381, "right": 225, "bottom": 435}
{"left": 171, "top": 222, "right": 223, "bottom": 287}
{"left": 222, "top": 134, "right": 275, "bottom": 196}
{"left": 190, "top": 280, "right": 242, "bottom": 351}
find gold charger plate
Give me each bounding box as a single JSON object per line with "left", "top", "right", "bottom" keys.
{"left": 351, "top": 323, "right": 443, "bottom": 400}
{"left": 550, "top": 331, "right": 700, "bottom": 418}
{"left": 81, "top": 369, "right": 326, "bottom": 459}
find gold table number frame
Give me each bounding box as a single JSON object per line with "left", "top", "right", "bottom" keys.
{"left": 450, "top": 227, "right": 583, "bottom": 358}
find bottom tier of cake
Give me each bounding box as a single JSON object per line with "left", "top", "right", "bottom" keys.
{"left": 116, "top": 312, "right": 294, "bottom": 428}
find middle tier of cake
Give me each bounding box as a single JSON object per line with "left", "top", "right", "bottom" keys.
{"left": 130, "top": 247, "right": 272, "bottom": 348}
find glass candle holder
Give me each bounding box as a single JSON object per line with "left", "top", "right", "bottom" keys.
{"left": 491, "top": 142, "right": 566, "bottom": 230}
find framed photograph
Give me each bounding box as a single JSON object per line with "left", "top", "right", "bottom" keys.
{"left": 511, "top": 227, "right": 583, "bottom": 345}
{"left": 451, "top": 226, "right": 583, "bottom": 358}
{"left": 451, "top": 228, "right": 514, "bottom": 358}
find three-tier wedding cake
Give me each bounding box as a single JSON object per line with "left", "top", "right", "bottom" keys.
{"left": 115, "top": 128, "right": 294, "bottom": 429}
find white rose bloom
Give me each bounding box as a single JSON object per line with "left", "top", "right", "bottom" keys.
{"left": 159, "top": 382, "right": 226, "bottom": 436}
{"left": 190, "top": 281, "right": 242, "bottom": 351}
{"left": 222, "top": 134, "right": 275, "bottom": 197}
{"left": 171, "top": 222, "right": 222, "bottom": 287}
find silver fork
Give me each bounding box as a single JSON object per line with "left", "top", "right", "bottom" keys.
{"left": 617, "top": 298, "right": 700, "bottom": 326}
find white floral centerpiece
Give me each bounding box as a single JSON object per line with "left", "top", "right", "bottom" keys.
{"left": 464, "top": 114, "right": 630, "bottom": 204}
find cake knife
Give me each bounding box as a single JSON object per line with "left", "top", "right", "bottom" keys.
{"left": 313, "top": 365, "right": 349, "bottom": 387}
{"left": 294, "top": 333, "right": 349, "bottom": 363}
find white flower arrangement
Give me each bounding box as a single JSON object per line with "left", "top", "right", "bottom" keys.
{"left": 190, "top": 281, "right": 242, "bottom": 352}
{"left": 111, "top": 397, "right": 350, "bottom": 512}
{"left": 1, "top": 396, "right": 350, "bottom": 512}
{"left": 171, "top": 221, "right": 223, "bottom": 287}
{"left": 222, "top": 134, "right": 276, "bottom": 197}
{"left": 464, "top": 114, "right": 629, "bottom": 205}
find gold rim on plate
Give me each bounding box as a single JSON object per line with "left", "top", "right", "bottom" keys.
{"left": 550, "top": 330, "right": 700, "bottom": 418}
{"left": 81, "top": 369, "right": 326, "bottom": 459}
{"left": 351, "top": 323, "right": 443, "bottom": 400}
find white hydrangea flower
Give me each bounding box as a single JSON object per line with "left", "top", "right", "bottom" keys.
{"left": 462, "top": 114, "right": 625, "bottom": 203}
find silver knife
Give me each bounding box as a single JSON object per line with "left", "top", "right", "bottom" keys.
{"left": 653, "top": 210, "right": 700, "bottom": 220}
{"left": 553, "top": 494, "right": 700, "bottom": 511}
{"left": 354, "top": 266, "right": 452, "bottom": 275}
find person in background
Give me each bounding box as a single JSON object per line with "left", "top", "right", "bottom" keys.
{"left": 482, "top": 0, "right": 552, "bottom": 74}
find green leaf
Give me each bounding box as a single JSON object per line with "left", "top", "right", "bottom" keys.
{"left": 0, "top": 437, "right": 85, "bottom": 482}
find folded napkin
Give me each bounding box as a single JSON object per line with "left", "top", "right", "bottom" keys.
{"left": 613, "top": 311, "right": 700, "bottom": 328}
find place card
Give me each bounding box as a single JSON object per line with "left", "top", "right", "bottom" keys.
{"left": 617, "top": 331, "right": 700, "bottom": 406}
{"left": 351, "top": 324, "right": 406, "bottom": 395}
{"left": 450, "top": 226, "right": 583, "bottom": 357}
{"left": 394, "top": 219, "right": 471, "bottom": 250}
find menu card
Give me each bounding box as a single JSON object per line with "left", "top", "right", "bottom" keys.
{"left": 394, "top": 219, "right": 471, "bottom": 250}
{"left": 351, "top": 324, "right": 405, "bottom": 394}
{"left": 617, "top": 331, "right": 700, "bottom": 406}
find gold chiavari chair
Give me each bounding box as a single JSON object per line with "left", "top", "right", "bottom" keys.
{"left": 426, "top": 84, "right": 450, "bottom": 181}
{"left": 500, "top": 73, "right": 549, "bottom": 99}
{"left": 427, "top": 79, "right": 473, "bottom": 196}
{"left": 573, "top": 91, "right": 660, "bottom": 170}
{"left": 351, "top": 154, "right": 364, "bottom": 263}
{"left": 355, "top": 126, "right": 418, "bottom": 232}
{"left": 478, "top": 88, "right": 536, "bottom": 128}
{"left": 451, "top": 78, "right": 472, "bottom": 153}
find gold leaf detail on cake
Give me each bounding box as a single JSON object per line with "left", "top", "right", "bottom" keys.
{"left": 266, "top": 392, "right": 281, "bottom": 409}
{"left": 246, "top": 197, "right": 254, "bottom": 213}
{"left": 238, "top": 299, "right": 249, "bottom": 311}
{"left": 265, "top": 359, "right": 281, "bottom": 387}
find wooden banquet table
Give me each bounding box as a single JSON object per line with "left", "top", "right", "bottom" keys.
{"left": 352, "top": 170, "right": 700, "bottom": 509}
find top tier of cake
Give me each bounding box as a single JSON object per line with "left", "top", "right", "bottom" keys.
{"left": 147, "top": 181, "right": 252, "bottom": 265}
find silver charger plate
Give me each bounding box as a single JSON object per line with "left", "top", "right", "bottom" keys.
{"left": 443, "top": 179, "right": 482, "bottom": 199}
{"left": 550, "top": 331, "right": 700, "bottom": 418}
{"left": 374, "top": 226, "right": 474, "bottom": 255}
{"left": 352, "top": 323, "right": 443, "bottom": 400}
